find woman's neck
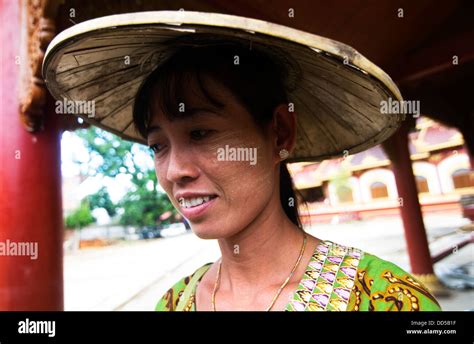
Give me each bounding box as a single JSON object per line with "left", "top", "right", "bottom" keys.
{"left": 216, "top": 204, "right": 306, "bottom": 293}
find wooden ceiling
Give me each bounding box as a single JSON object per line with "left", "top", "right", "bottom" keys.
{"left": 52, "top": 0, "right": 474, "bottom": 154}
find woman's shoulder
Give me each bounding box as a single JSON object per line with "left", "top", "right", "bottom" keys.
{"left": 155, "top": 263, "right": 212, "bottom": 311}
{"left": 345, "top": 245, "right": 442, "bottom": 311}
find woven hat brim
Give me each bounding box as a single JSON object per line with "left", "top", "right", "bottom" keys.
{"left": 43, "top": 11, "right": 404, "bottom": 162}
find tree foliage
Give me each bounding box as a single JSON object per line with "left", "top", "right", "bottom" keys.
{"left": 74, "top": 127, "right": 177, "bottom": 227}
{"left": 65, "top": 200, "right": 95, "bottom": 230}
{"left": 88, "top": 186, "right": 116, "bottom": 217}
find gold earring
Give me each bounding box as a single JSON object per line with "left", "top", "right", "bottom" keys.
{"left": 279, "top": 149, "right": 289, "bottom": 160}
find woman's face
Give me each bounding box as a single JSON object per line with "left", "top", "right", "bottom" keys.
{"left": 147, "top": 76, "right": 279, "bottom": 239}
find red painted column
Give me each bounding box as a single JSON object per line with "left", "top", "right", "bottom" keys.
{"left": 383, "top": 121, "right": 434, "bottom": 275}
{"left": 0, "top": 0, "right": 63, "bottom": 310}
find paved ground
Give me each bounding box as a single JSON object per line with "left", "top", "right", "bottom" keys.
{"left": 64, "top": 214, "right": 473, "bottom": 311}
{"left": 64, "top": 234, "right": 219, "bottom": 311}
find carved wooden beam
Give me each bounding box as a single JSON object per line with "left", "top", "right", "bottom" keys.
{"left": 19, "top": 0, "right": 61, "bottom": 132}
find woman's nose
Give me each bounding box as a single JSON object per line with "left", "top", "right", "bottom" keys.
{"left": 165, "top": 147, "right": 200, "bottom": 184}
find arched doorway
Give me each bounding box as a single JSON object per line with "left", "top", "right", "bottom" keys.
{"left": 415, "top": 175, "right": 430, "bottom": 193}
{"left": 337, "top": 185, "right": 354, "bottom": 203}
{"left": 452, "top": 168, "right": 474, "bottom": 189}
{"left": 370, "top": 181, "right": 389, "bottom": 199}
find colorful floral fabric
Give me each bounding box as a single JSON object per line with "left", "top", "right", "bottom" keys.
{"left": 155, "top": 240, "right": 441, "bottom": 311}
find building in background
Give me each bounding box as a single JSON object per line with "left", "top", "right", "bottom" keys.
{"left": 289, "top": 117, "right": 474, "bottom": 224}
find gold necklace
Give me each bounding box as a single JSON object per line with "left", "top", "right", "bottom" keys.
{"left": 211, "top": 234, "right": 307, "bottom": 311}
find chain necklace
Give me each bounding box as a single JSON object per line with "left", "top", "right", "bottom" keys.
{"left": 211, "top": 234, "right": 307, "bottom": 311}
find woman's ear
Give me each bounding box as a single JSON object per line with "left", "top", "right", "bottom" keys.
{"left": 272, "top": 103, "right": 297, "bottom": 161}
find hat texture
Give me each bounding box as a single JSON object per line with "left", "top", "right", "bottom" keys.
{"left": 43, "top": 11, "right": 404, "bottom": 162}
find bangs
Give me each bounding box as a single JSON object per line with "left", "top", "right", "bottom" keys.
{"left": 151, "top": 59, "right": 225, "bottom": 121}
{"left": 133, "top": 51, "right": 225, "bottom": 139}
{"left": 133, "top": 42, "right": 289, "bottom": 139}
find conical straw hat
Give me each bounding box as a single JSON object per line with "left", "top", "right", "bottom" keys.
{"left": 43, "top": 11, "right": 404, "bottom": 162}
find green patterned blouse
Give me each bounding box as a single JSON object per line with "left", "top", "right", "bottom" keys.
{"left": 156, "top": 240, "right": 442, "bottom": 311}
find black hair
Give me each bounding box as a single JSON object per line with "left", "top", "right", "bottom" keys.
{"left": 133, "top": 39, "right": 304, "bottom": 228}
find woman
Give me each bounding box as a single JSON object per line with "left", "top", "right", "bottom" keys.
{"left": 133, "top": 43, "right": 440, "bottom": 312}
{"left": 43, "top": 11, "right": 441, "bottom": 311}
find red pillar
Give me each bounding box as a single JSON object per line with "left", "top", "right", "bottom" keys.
{"left": 0, "top": 0, "right": 63, "bottom": 310}
{"left": 383, "top": 121, "right": 434, "bottom": 275}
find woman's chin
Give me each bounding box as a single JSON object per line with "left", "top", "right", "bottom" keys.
{"left": 189, "top": 222, "right": 231, "bottom": 240}
{"left": 190, "top": 226, "right": 220, "bottom": 240}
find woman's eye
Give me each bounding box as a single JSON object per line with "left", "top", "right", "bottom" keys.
{"left": 190, "top": 129, "right": 211, "bottom": 140}
{"left": 149, "top": 143, "right": 165, "bottom": 154}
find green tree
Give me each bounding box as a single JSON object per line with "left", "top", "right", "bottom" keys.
{"left": 119, "top": 182, "right": 176, "bottom": 227}
{"left": 74, "top": 127, "right": 177, "bottom": 227}
{"left": 88, "top": 186, "right": 116, "bottom": 217}
{"left": 65, "top": 200, "right": 95, "bottom": 230}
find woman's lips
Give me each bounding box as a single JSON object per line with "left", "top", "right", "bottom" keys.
{"left": 178, "top": 196, "right": 217, "bottom": 220}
